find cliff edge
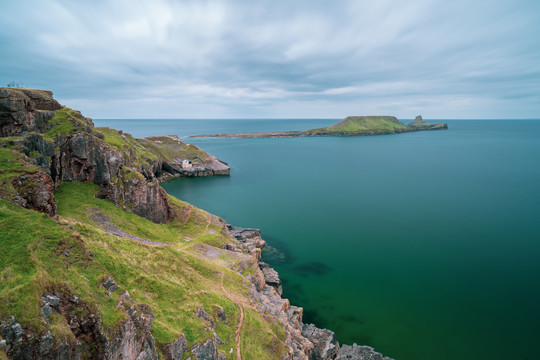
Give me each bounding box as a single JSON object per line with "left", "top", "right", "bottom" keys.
{"left": 0, "top": 87, "right": 229, "bottom": 223}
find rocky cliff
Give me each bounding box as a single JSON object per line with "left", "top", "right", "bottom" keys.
{"left": 0, "top": 88, "right": 229, "bottom": 223}
{"left": 230, "top": 226, "right": 392, "bottom": 360}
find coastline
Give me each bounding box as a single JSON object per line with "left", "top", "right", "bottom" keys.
{"left": 188, "top": 123, "right": 448, "bottom": 139}
{"left": 225, "top": 225, "right": 393, "bottom": 360}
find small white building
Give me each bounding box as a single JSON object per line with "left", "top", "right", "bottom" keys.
{"left": 182, "top": 159, "right": 193, "bottom": 169}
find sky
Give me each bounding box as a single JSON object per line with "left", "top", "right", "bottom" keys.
{"left": 1, "top": 0, "right": 539, "bottom": 119}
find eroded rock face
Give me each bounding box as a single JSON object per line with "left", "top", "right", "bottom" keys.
{"left": 0, "top": 88, "right": 55, "bottom": 137}
{"left": 2, "top": 168, "right": 57, "bottom": 218}
{"left": 1, "top": 287, "right": 158, "bottom": 360}
{"left": 19, "top": 89, "right": 62, "bottom": 111}
{"left": 163, "top": 334, "right": 187, "bottom": 360}
{"left": 301, "top": 324, "right": 339, "bottom": 360}
{"left": 53, "top": 133, "right": 122, "bottom": 186}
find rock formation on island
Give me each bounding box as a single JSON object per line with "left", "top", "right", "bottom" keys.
{"left": 0, "top": 88, "right": 393, "bottom": 360}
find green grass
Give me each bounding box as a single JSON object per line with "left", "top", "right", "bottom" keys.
{"left": 0, "top": 147, "right": 40, "bottom": 200}
{"left": 52, "top": 182, "right": 288, "bottom": 358}
{"left": 54, "top": 182, "right": 227, "bottom": 246}
{"left": 308, "top": 116, "right": 408, "bottom": 133}
{"left": 1, "top": 179, "right": 290, "bottom": 358}
{"left": 42, "top": 107, "right": 76, "bottom": 140}
{"left": 0, "top": 199, "right": 125, "bottom": 335}
{"left": 137, "top": 136, "right": 211, "bottom": 163}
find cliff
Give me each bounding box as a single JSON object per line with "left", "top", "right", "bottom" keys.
{"left": 190, "top": 115, "right": 447, "bottom": 138}
{"left": 0, "top": 88, "right": 391, "bottom": 360}
{"left": 0, "top": 88, "right": 229, "bottom": 223}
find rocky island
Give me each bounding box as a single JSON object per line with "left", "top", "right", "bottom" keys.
{"left": 189, "top": 115, "right": 447, "bottom": 139}
{"left": 0, "top": 88, "right": 392, "bottom": 359}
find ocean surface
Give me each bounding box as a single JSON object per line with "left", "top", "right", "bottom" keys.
{"left": 94, "top": 118, "right": 540, "bottom": 360}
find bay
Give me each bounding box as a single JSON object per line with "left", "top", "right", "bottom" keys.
{"left": 94, "top": 118, "right": 540, "bottom": 360}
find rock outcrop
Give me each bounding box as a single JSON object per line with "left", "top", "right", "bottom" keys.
{"left": 231, "top": 226, "right": 394, "bottom": 360}
{"left": 0, "top": 88, "right": 56, "bottom": 137}
{"left": 408, "top": 115, "right": 448, "bottom": 130}
{"left": 1, "top": 282, "right": 158, "bottom": 360}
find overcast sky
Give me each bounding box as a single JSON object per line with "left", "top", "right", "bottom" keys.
{"left": 1, "top": 0, "right": 539, "bottom": 119}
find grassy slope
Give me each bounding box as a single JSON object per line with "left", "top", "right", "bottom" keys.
{"left": 0, "top": 182, "right": 288, "bottom": 358}
{"left": 138, "top": 136, "right": 211, "bottom": 163}
{"left": 0, "top": 199, "right": 126, "bottom": 340}
{"left": 308, "top": 116, "right": 408, "bottom": 133}
{"left": 0, "top": 147, "right": 40, "bottom": 200}
{"left": 95, "top": 128, "right": 211, "bottom": 169}
{"left": 55, "top": 182, "right": 288, "bottom": 358}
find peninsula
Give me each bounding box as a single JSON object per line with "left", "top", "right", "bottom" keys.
{"left": 189, "top": 115, "right": 448, "bottom": 139}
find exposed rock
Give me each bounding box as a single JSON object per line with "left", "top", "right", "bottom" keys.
{"left": 335, "top": 344, "right": 393, "bottom": 360}
{"left": 227, "top": 225, "right": 265, "bottom": 260}
{"left": 261, "top": 266, "right": 283, "bottom": 296}
{"left": 0, "top": 88, "right": 55, "bottom": 137}
{"left": 0, "top": 162, "right": 57, "bottom": 218}
{"left": 191, "top": 338, "right": 218, "bottom": 360}
{"left": 19, "top": 89, "right": 62, "bottom": 111}
{"left": 408, "top": 115, "right": 448, "bottom": 130}
{"left": 252, "top": 267, "right": 266, "bottom": 291}
{"left": 40, "top": 304, "right": 53, "bottom": 319}
{"left": 135, "top": 335, "right": 159, "bottom": 360}
{"left": 195, "top": 306, "right": 215, "bottom": 329}
{"left": 53, "top": 133, "right": 122, "bottom": 186}
{"left": 231, "top": 226, "right": 392, "bottom": 360}
{"left": 301, "top": 323, "right": 339, "bottom": 360}
{"left": 1, "top": 285, "right": 158, "bottom": 360}
{"left": 163, "top": 334, "right": 187, "bottom": 360}
{"left": 214, "top": 306, "right": 227, "bottom": 323}
{"left": 103, "top": 276, "right": 120, "bottom": 292}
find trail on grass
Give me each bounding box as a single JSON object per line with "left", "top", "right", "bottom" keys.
{"left": 221, "top": 272, "right": 244, "bottom": 360}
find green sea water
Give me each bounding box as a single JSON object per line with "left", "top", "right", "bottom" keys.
{"left": 95, "top": 119, "right": 540, "bottom": 360}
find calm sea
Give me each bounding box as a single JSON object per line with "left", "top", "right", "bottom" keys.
{"left": 94, "top": 118, "right": 540, "bottom": 360}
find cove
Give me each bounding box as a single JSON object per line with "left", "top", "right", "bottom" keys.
{"left": 96, "top": 118, "right": 540, "bottom": 360}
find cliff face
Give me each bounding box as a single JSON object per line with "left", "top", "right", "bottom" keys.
{"left": 0, "top": 88, "right": 229, "bottom": 224}
{"left": 1, "top": 275, "right": 158, "bottom": 360}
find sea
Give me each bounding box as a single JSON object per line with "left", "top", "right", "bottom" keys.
{"left": 93, "top": 118, "right": 540, "bottom": 360}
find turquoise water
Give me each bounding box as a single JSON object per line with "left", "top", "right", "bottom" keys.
{"left": 95, "top": 119, "right": 540, "bottom": 360}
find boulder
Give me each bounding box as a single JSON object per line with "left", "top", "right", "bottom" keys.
{"left": 163, "top": 334, "right": 187, "bottom": 360}
{"left": 335, "top": 344, "right": 393, "bottom": 360}
{"left": 301, "top": 324, "right": 339, "bottom": 360}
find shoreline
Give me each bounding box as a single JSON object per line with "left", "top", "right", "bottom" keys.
{"left": 227, "top": 225, "right": 393, "bottom": 360}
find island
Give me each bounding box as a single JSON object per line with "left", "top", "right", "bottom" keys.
{"left": 189, "top": 115, "right": 448, "bottom": 139}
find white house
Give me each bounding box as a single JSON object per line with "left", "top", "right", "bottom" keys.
{"left": 182, "top": 159, "right": 193, "bottom": 169}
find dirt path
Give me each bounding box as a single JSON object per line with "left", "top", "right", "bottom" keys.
{"left": 220, "top": 272, "right": 243, "bottom": 360}
{"left": 89, "top": 210, "right": 166, "bottom": 245}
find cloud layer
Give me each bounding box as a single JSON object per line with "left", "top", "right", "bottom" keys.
{"left": 1, "top": 0, "right": 539, "bottom": 118}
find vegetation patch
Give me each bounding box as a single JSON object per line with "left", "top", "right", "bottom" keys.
{"left": 0, "top": 199, "right": 124, "bottom": 334}
{"left": 308, "top": 116, "right": 407, "bottom": 133}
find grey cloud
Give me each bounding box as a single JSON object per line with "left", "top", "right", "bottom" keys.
{"left": 0, "top": 0, "right": 539, "bottom": 118}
